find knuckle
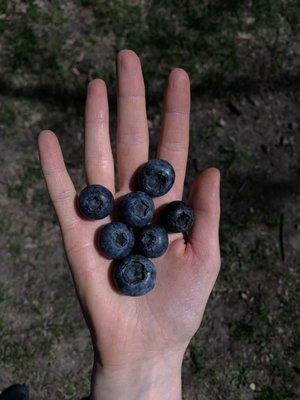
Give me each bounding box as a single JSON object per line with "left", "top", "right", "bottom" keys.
{"left": 118, "top": 132, "right": 147, "bottom": 146}
{"left": 86, "top": 155, "right": 112, "bottom": 168}
{"left": 160, "top": 139, "right": 186, "bottom": 153}
{"left": 165, "top": 109, "right": 189, "bottom": 117}
{"left": 52, "top": 188, "right": 75, "bottom": 205}
{"left": 85, "top": 114, "right": 108, "bottom": 126}
{"left": 43, "top": 167, "right": 66, "bottom": 177}
{"left": 62, "top": 217, "right": 81, "bottom": 234}
{"left": 119, "top": 94, "right": 145, "bottom": 101}
{"left": 66, "top": 241, "right": 93, "bottom": 255}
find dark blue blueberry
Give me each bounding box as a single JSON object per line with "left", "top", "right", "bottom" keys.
{"left": 137, "top": 224, "right": 169, "bottom": 258}
{"left": 113, "top": 254, "right": 156, "bottom": 296}
{"left": 161, "top": 201, "right": 194, "bottom": 233}
{"left": 138, "top": 159, "right": 175, "bottom": 197}
{"left": 78, "top": 184, "right": 114, "bottom": 220}
{"left": 0, "top": 384, "right": 29, "bottom": 400}
{"left": 99, "top": 222, "right": 134, "bottom": 260}
{"left": 119, "top": 191, "right": 155, "bottom": 227}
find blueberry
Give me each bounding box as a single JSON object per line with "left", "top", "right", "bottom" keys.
{"left": 137, "top": 224, "right": 169, "bottom": 258}
{"left": 99, "top": 222, "right": 134, "bottom": 260}
{"left": 119, "top": 191, "right": 155, "bottom": 227}
{"left": 78, "top": 184, "right": 114, "bottom": 220}
{"left": 113, "top": 254, "right": 156, "bottom": 296}
{"left": 138, "top": 159, "right": 175, "bottom": 197}
{"left": 161, "top": 201, "right": 194, "bottom": 233}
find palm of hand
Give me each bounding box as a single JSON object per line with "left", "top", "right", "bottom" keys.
{"left": 38, "top": 50, "right": 220, "bottom": 369}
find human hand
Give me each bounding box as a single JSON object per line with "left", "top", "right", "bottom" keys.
{"left": 38, "top": 50, "right": 220, "bottom": 400}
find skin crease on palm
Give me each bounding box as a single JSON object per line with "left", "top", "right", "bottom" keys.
{"left": 38, "top": 50, "right": 221, "bottom": 399}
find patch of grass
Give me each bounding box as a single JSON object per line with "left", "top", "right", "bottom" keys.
{"left": 58, "top": 374, "right": 90, "bottom": 399}
{"left": 8, "top": 26, "right": 38, "bottom": 68}
{"left": 1, "top": 344, "right": 35, "bottom": 374}
{"left": 260, "top": 386, "right": 295, "bottom": 399}
{"left": 251, "top": 0, "right": 299, "bottom": 30}
{"left": 0, "top": 102, "right": 17, "bottom": 139}
{"left": 190, "top": 339, "right": 258, "bottom": 399}
{"left": 7, "top": 242, "right": 21, "bottom": 260}
{"left": 201, "top": 118, "right": 222, "bottom": 143}
{"left": 230, "top": 321, "right": 255, "bottom": 341}
{"left": 0, "top": 0, "right": 9, "bottom": 13}
{"left": 2, "top": 0, "right": 296, "bottom": 98}
{"left": 7, "top": 159, "right": 47, "bottom": 206}
{"left": 219, "top": 222, "right": 298, "bottom": 397}
{"left": 189, "top": 344, "right": 206, "bottom": 377}
{"left": 285, "top": 2, "right": 300, "bottom": 32}
{"left": 2, "top": 2, "right": 67, "bottom": 80}
{"left": 0, "top": 219, "right": 10, "bottom": 234}
{"left": 247, "top": 0, "right": 300, "bottom": 68}
{"left": 0, "top": 283, "right": 11, "bottom": 304}
{"left": 219, "top": 144, "right": 251, "bottom": 170}
{"left": 263, "top": 212, "right": 280, "bottom": 228}
{"left": 0, "top": 103, "right": 16, "bottom": 125}
{"left": 85, "top": 1, "right": 239, "bottom": 88}
{"left": 228, "top": 361, "right": 249, "bottom": 388}
{"left": 0, "top": 318, "right": 36, "bottom": 373}
{"left": 0, "top": 303, "right": 78, "bottom": 370}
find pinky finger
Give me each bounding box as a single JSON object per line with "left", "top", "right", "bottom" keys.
{"left": 38, "top": 130, "right": 80, "bottom": 233}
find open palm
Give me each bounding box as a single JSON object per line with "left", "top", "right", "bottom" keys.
{"left": 38, "top": 50, "right": 220, "bottom": 375}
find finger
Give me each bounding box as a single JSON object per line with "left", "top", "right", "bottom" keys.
{"left": 157, "top": 68, "right": 190, "bottom": 201}
{"left": 117, "top": 49, "right": 148, "bottom": 191}
{"left": 38, "top": 130, "right": 80, "bottom": 233}
{"left": 187, "top": 168, "right": 221, "bottom": 263}
{"left": 84, "top": 79, "right": 114, "bottom": 191}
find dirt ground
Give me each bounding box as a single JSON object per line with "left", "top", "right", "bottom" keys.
{"left": 0, "top": 1, "right": 299, "bottom": 399}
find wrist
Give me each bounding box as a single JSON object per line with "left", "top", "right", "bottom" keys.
{"left": 91, "top": 350, "right": 185, "bottom": 400}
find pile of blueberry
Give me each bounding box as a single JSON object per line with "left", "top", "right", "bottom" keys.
{"left": 78, "top": 159, "right": 194, "bottom": 297}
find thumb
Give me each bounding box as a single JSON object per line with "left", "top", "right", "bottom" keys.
{"left": 188, "top": 167, "right": 221, "bottom": 266}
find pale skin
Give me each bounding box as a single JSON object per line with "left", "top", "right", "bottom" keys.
{"left": 38, "top": 50, "right": 221, "bottom": 400}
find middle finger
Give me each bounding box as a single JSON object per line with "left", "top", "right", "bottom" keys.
{"left": 116, "top": 50, "right": 149, "bottom": 192}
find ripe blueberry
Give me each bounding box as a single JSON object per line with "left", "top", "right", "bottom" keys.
{"left": 161, "top": 201, "right": 194, "bottom": 233}
{"left": 78, "top": 185, "right": 114, "bottom": 220}
{"left": 119, "top": 191, "right": 155, "bottom": 227}
{"left": 99, "top": 222, "right": 135, "bottom": 260}
{"left": 138, "top": 159, "right": 175, "bottom": 197}
{"left": 113, "top": 254, "right": 156, "bottom": 296}
{"left": 137, "top": 224, "right": 169, "bottom": 258}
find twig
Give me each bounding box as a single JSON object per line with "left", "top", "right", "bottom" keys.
{"left": 229, "top": 180, "right": 247, "bottom": 207}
